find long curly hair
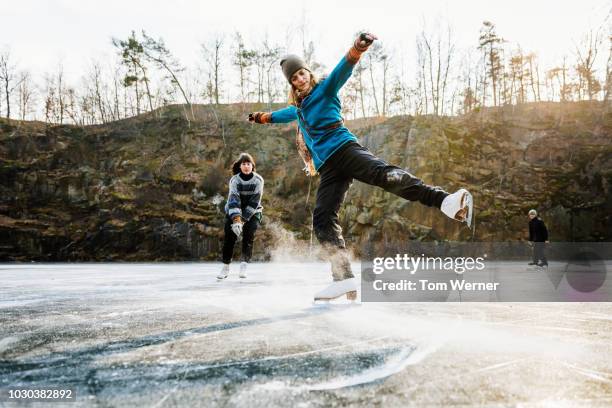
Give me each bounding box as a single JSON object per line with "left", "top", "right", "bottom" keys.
{"left": 231, "top": 152, "right": 256, "bottom": 175}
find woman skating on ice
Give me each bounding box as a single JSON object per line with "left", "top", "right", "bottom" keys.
{"left": 217, "top": 153, "right": 264, "bottom": 280}
{"left": 248, "top": 33, "right": 473, "bottom": 300}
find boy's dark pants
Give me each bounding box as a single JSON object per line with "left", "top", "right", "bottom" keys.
{"left": 313, "top": 142, "right": 448, "bottom": 280}
{"left": 222, "top": 215, "right": 260, "bottom": 264}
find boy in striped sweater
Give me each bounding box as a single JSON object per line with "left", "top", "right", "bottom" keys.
{"left": 217, "top": 153, "right": 264, "bottom": 280}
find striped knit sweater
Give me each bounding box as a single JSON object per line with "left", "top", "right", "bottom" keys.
{"left": 224, "top": 172, "right": 264, "bottom": 221}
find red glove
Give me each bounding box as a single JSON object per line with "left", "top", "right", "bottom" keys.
{"left": 248, "top": 112, "right": 271, "bottom": 124}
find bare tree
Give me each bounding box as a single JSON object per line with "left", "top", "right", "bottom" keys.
{"left": 341, "top": 81, "right": 358, "bottom": 119}
{"left": 416, "top": 39, "right": 429, "bottom": 114}
{"left": 458, "top": 49, "right": 481, "bottom": 114}
{"left": 17, "top": 71, "right": 35, "bottom": 121}
{"left": 111, "top": 64, "right": 124, "bottom": 121}
{"left": 201, "top": 35, "right": 224, "bottom": 105}
{"left": 0, "top": 49, "right": 22, "bottom": 119}
{"left": 55, "top": 63, "right": 67, "bottom": 124}
{"left": 389, "top": 51, "right": 414, "bottom": 116}
{"left": 232, "top": 31, "right": 256, "bottom": 103}
{"left": 380, "top": 51, "right": 391, "bottom": 116}
{"left": 63, "top": 87, "right": 80, "bottom": 125}
{"left": 346, "top": 62, "right": 367, "bottom": 118}
{"left": 298, "top": 12, "right": 324, "bottom": 75}
{"left": 478, "top": 21, "right": 504, "bottom": 107}
{"left": 84, "top": 61, "right": 108, "bottom": 123}
{"left": 365, "top": 42, "right": 385, "bottom": 116}
{"left": 142, "top": 31, "right": 191, "bottom": 107}
{"left": 416, "top": 23, "right": 455, "bottom": 116}
{"left": 525, "top": 52, "right": 541, "bottom": 102}
{"left": 39, "top": 64, "right": 73, "bottom": 125}
{"left": 440, "top": 27, "right": 455, "bottom": 113}
{"left": 546, "top": 58, "right": 570, "bottom": 102}
{"left": 140, "top": 31, "right": 194, "bottom": 122}
{"left": 43, "top": 74, "right": 57, "bottom": 124}
{"left": 424, "top": 34, "right": 437, "bottom": 113}
{"left": 509, "top": 48, "right": 527, "bottom": 104}
{"left": 497, "top": 45, "right": 513, "bottom": 106}
{"left": 388, "top": 75, "right": 412, "bottom": 116}
{"left": 78, "top": 88, "right": 95, "bottom": 125}
{"left": 250, "top": 36, "right": 281, "bottom": 105}
{"left": 262, "top": 39, "right": 281, "bottom": 107}
{"left": 181, "top": 68, "right": 202, "bottom": 109}
{"left": 253, "top": 49, "right": 264, "bottom": 104}
{"left": 546, "top": 66, "right": 561, "bottom": 101}
{"left": 575, "top": 29, "right": 603, "bottom": 100}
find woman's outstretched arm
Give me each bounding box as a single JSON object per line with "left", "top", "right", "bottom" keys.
{"left": 248, "top": 106, "right": 298, "bottom": 124}
{"left": 322, "top": 33, "right": 377, "bottom": 96}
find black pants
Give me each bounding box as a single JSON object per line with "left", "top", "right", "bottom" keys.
{"left": 222, "top": 215, "right": 260, "bottom": 264}
{"left": 314, "top": 142, "right": 449, "bottom": 280}
{"left": 532, "top": 242, "right": 547, "bottom": 264}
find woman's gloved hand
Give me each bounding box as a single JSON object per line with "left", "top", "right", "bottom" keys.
{"left": 231, "top": 216, "right": 243, "bottom": 237}
{"left": 354, "top": 32, "right": 378, "bottom": 52}
{"left": 231, "top": 221, "right": 243, "bottom": 237}
{"left": 248, "top": 112, "right": 271, "bottom": 124}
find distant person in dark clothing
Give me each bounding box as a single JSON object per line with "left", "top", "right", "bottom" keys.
{"left": 528, "top": 209, "right": 549, "bottom": 267}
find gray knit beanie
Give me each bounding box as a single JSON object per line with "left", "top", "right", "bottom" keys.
{"left": 280, "top": 54, "right": 311, "bottom": 83}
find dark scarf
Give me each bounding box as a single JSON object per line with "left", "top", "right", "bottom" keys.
{"left": 239, "top": 172, "right": 254, "bottom": 181}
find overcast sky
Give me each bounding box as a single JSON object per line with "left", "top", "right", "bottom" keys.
{"left": 2, "top": 0, "right": 611, "bottom": 83}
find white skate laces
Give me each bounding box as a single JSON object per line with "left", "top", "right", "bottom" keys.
{"left": 314, "top": 277, "right": 358, "bottom": 301}
{"left": 239, "top": 262, "right": 247, "bottom": 279}
{"left": 441, "top": 188, "right": 473, "bottom": 228}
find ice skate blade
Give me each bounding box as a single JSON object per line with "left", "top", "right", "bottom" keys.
{"left": 455, "top": 191, "right": 473, "bottom": 227}
{"left": 314, "top": 290, "right": 358, "bottom": 302}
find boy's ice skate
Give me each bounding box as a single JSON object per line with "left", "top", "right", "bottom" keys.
{"left": 314, "top": 277, "right": 358, "bottom": 302}
{"left": 441, "top": 188, "right": 473, "bottom": 228}
{"left": 239, "top": 262, "right": 247, "bottom": 279}
{"left": 216, "top": 264, "right": 229, "bottom": 280}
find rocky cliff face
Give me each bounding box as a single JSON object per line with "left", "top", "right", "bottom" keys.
{"left": 1, "top": 102, "right": 610, "bottom": 261}
{"left": 345, "top": 102, "right": 611, "bottom": 254}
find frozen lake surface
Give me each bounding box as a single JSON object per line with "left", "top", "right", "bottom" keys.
{"left": 1, "top": 262, "right": 611, "bottom": 407}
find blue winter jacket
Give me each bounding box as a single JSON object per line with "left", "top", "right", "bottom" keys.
{"left": 270, "top": 56, "right": 358, "bottom": 171}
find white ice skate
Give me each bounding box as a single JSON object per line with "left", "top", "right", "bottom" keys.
{"left": 239, "top": 262, "right": 247, "bottom": 279}
{"left": 314, "top": 278, "right": 358, "bottom": 302}
{"left": 216, "top": 264, "right": 229, "bottom": 280}
{"left": 441, "top": 188, "right": 473, "bottom": 228}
